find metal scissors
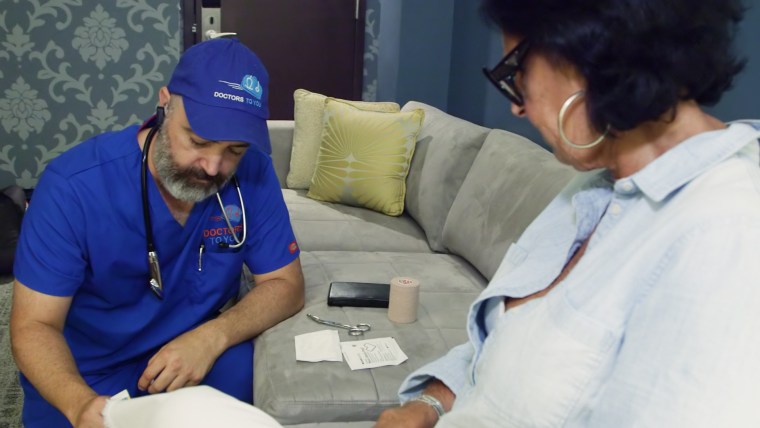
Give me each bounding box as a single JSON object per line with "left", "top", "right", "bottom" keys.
{"left": 306, "top": 313, "right": 371, "bottom": 336}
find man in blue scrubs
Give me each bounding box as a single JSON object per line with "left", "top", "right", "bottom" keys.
{"left": 10, "top": 38, "right": 304, "bottom": 427}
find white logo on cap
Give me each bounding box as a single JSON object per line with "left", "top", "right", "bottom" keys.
{"left": 241, "top": 75, "right": 263, "bottom": 99}
{"left": 217, "top": 75, "right": 263, "bottom": 108}
{"left": 220, "top": 80, "right": 244, "bottom": 91}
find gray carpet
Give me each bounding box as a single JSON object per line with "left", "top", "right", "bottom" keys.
{"left": 0, "top": 279, "right": 22, "bottom": 428}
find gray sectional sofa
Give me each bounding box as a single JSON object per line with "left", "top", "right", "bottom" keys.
{"left": 0, "top": 101, "right": 575, "bottom": 427}
{"left": 257, "top": 101, "right": 576, "bottom": 426}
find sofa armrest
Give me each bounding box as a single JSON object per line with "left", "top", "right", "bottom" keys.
{"left": 267, "top": 120, "right": 295, "bottom": 188}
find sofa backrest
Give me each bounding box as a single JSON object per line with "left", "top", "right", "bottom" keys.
{"left": 441, "top": 129, "right": 576, "bottom": 280}
{"left": 402, "top": 101, "right": 490, "bottom": 252}
{"left": 267, "top": 120, "right": 295, "bottom": 188}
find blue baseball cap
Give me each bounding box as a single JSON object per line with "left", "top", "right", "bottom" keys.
{"left": 167, "top": 38, "right": 271, "bottom": 153}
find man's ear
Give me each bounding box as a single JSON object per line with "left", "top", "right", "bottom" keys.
{"left": 158, "top": 86, "right": 171, "bottom": 107}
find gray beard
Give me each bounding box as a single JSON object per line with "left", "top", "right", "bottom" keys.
{"left": 151, "top": 126, "right": 232, "bottom": 202}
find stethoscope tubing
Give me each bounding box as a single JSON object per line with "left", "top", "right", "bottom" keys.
{"left": 142, "top": 124, "right": 164, "bottom": 299}
{"left": 215, "top": 176, "right": 246, "bottom": 249}
{"left": 141, "top": 125, "right": 160, "bottom": 255}
{"left": 141, "top": 112, "right": 246, "bottom": 299}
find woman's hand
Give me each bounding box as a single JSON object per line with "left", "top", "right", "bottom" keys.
{"left": 376, "top": 380, "right": 455, "bottom": 428}
{"left": 375, "top": 401, "right": 440, "bottom": 428}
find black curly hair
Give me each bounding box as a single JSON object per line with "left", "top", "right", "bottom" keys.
{"left": 480, "top": 0, "right": 747, "bottom": 134}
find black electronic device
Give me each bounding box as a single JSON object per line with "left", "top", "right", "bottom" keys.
{"left": 327, "top": 281, "right": 390, "bottom": 308}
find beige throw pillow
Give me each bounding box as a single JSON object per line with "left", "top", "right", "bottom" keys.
{"left": 307, "top": 99, "right": 424, "bottom": 216}
{"left": 286, "top": 89, "right": 400, "bottom": 189}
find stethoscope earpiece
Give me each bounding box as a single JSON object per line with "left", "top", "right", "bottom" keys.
{"left": 155, "top": 106, "right": 165, "bottom": 126}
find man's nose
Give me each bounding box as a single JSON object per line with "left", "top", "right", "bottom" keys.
{"left": 199, "top": 154, "right": 223, "bottom": 177}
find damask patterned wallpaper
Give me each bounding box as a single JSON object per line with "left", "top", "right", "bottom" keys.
{"left": 0, "top": 1, "right": 380, "bottom": 189}
{"left": 362, "top": 0, "right": 380, "bottom": 102}
{"left": 0, "top": 0, "right": 181, "bottom": 189}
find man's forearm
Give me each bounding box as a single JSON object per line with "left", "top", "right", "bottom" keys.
{"left": 11, "top": 322, "right": 98, "bottom": 424}
{"left": 138, "top": 260, "right": 304, "bottom": 394}
{"left": 198, "top": 273, "right": 304, "bottom": 353}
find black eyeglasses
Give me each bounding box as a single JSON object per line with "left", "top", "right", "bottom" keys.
{"left": 482, "top": 40, "right": 530, "bottom": 106}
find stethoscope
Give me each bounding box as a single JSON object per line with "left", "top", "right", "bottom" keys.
{"left": 141, "top": 106, "right": 247, "bottom": 299}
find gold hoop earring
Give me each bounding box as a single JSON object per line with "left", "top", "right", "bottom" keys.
{"left": 557, "top": 90, "right": 610, "bottom": 149}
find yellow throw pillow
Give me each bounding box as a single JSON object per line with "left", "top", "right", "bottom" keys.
{"left": 307, "top": 99, "right": 424, "bottom": 216}
{"left": 286, "top": 89, "right": 400, "bottom": 189}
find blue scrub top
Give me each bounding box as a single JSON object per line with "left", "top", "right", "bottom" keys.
{"left": 14, "top": 123, "right": 299, "bottom": 376}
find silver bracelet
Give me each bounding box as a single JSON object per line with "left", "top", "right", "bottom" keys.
{"left": 409, "top": 394, "right": 445, "bottom": 419}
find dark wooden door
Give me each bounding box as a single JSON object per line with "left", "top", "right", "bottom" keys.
{"left": 184, "top": 0, "right": 366, "bottom": 119}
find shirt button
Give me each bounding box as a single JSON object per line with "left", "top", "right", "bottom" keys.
{"left": 609, "top": 203, "right": 622, "bottom": 215}
{"left": 621, "top": 181, "right": 634, "bottom": 192}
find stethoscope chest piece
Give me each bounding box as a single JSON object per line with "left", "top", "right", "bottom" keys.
{"left": 147, "top": 250, "right": 164, "bottom": 299}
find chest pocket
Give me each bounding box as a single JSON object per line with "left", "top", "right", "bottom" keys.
{"left": 193, "top": 242, "right": 244, "bottom": 308}
{"left": 446, "top": 293, "right": 620, "bottom": 427}
{"left": 193, "top": 192, "right": 247, "bottom": 307}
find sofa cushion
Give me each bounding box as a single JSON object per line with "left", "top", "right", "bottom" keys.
{"left": 254, "top": 250, "right": 487, "bottom": 424}
{"left": 307, "top": 100, "right": 424, "bottom": 216}
{"left": 441, "top": 129, "right": 576, "bottom": 280}
{"left": 268, "top": 120, "right": 295, "bottom": 188}
{"left": 401, "top": 102, "right": 490, "bottom": 252}
{"left": 284, "top": 190, "right": 431, "bottom": 253}
{"left": 287, "top": 89, "right": 400, "bottom": 190}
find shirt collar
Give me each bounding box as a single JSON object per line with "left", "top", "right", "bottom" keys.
{"left": 139, "top": 114, "right": 159, "bottom": 132}
{"left": 629, "top": 122, "right": 760, "bottom": 202}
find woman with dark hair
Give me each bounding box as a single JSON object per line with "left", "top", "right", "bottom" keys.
{"left": 377, "top": 0, "right": 760, "bottom": 426}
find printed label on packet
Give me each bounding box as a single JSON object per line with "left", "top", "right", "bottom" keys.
{"left": 340, "top": 337, "right": 408, "bottom": 370}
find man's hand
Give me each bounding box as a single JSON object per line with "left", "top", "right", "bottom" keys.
{"left": 375, "top": 401, "right": 440, "bottom": 428}
{"left": 72, "top": 395, "right": 108, "bottom": 428}
{"left": 138, "top": 259, "right": 303, "bottom": 395}
{"left": 137, "top": 327, "right": 224, "bottom": 394}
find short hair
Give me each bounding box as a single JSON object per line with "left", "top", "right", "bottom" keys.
{"left": 480, "top": 0, "right": 747, "bottom": 133}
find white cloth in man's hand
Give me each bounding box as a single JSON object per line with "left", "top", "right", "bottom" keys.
{"left": 103, "top": 385, "right": 283, "bottom": 428}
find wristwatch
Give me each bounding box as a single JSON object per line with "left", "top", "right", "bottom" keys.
{"left": 409, "top": 394, "right": 445, "bottom": 419}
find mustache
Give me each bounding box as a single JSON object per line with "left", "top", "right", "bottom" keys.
{"left": 178, "top": 167, "right": 228, "bottom": 187}
{"left": 152, "top": 125, "right": 235, "bottom": 201}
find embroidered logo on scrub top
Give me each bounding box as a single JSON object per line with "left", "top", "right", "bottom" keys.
{"left": 224, "top": 204, "right": 242, "bottom": 222}
{"left": 203, "top": 203, "right": 243, "bottom": 249}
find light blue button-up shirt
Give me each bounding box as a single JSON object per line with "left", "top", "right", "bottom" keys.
{"left": 399, "top": 122, "right": 760, "bottom": 427}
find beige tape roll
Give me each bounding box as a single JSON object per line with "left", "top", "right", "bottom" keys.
{"left": 387, "top": 277, "right": 420, "bottom": 323}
